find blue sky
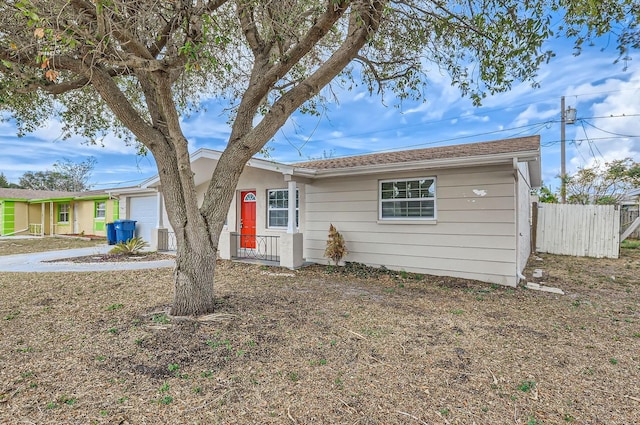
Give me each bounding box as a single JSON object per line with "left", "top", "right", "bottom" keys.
{"left": 1, "top": 33, "right": 639, "bottom": 192}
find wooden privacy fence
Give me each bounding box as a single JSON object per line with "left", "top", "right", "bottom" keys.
{"left": 535, "top": 203, "right": 620, "bottom": 259}
{"left": 621, "top": 209, "right": 640, "bottom": 239}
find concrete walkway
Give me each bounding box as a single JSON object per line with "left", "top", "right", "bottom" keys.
{"left": 0, "top": 245, "right": 175, "bottom": 272}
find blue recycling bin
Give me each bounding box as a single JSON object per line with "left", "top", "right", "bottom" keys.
{"left": 106, "top": 222, "right": 117, "bottom": 245}
{"left": 114, "top": 219, "right": 137, "bottom": 243}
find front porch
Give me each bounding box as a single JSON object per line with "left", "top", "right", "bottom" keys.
{"left": 155, "top": 229, "right": 305, "bottom": 269}
{"left": 151, "top": 174, "right": 306, "bottom": 270}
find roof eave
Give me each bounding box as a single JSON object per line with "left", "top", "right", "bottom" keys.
{"left": 303, "top": 150, "right": 541, "bottom": 178}
{"left": 0, "top": 198, "right": 29, "bottom": 202}
{"left": 72, "top": 194, "right": 110, "bottom": 201}
{"left": 29, "top": 197, "right": 76, "bottom": 203}
{"left": 108, "top": 187, "right": 159, "bottom": 196}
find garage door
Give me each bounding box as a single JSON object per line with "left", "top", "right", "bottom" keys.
{"left": 128, "top": 196, "right": 157, "bottom": 244}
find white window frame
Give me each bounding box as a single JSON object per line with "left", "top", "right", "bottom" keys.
{"left": 95, "top": 201, "right": 106, "bottom": 219}
{"left": 58, "top": 203, "right": 70, "bottom": 223}
{"left": 379, "top": 177, "right": 436, "bottom": 221}
{"left": 267, "top": 188, "right": 299, "bottom": 229}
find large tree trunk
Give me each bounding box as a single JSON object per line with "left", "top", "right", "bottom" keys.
{"left": 153, "top": 141, "right": 221, "bottom": 317}
{"left": 171, "top": 228, "right": 217, "bottom": 316}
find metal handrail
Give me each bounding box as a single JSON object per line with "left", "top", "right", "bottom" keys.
{"left": 231, "top": 233, "right": 280, "bottom": 262}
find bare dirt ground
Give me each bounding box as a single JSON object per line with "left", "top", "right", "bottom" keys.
{"left": 0, "top": 242, "right": 638, "bottom": 424}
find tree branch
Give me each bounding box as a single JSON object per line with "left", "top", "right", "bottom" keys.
{"left": 237, "top": 1, "right": 265, "bottom": 56}
{"left": 246, "top": 0, "right": 386, "bottom": 152}
{"left": 69, "top": 0, "right": 155, "bottom": 60}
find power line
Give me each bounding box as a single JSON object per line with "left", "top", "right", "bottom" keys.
{"left": 580, "top": 119, "right": 640, "bottom": 138}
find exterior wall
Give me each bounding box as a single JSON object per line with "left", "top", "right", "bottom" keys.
{"left": 194, "top": 166, "right": 304, "bottom": 259}
{"left": 108, "top": 199, "right": 119, "bottom": 221}
{"left": 54, "top": 202, "right": 73, "bottom": 235}
{"left": 1, "top": 201, "right": 16, "bottom": 235}
{"left": 27, "top": 203, "right": 48, "bottom": 234}
{"left": 516, "top": 162, "right": 533, "bottom": 276}
{"left": 75, "top": 200, "right": 97, "bottom": 235}
{"left": 13, "top": 202, "right": 30, "bottom": 234}
{"left": 74, "top": 199, "right": 115, "bottom": 236}
{"left": 304, "top": 164, "right": 519, "bottom": 286}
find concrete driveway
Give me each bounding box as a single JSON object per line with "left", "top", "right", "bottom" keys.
{"left": 0, "top": 245, "right": 175, "bottom": 272}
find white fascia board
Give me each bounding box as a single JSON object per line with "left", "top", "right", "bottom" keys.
{"left": 107, "top": 187, "right": 158, "bottom": 196}
{"left": 194, "top": 147, "right": 297, "bottom": 174}
{"left": 139, "top": 148, "right": 309, "bottom": 189}
{"left": 304, "top": 150, "right": 541, "bottom": 179}
{"left": 246, "top": 158, "right": 295, "bottom": 174}
{"left": 139, "top": 148, "right": 223, "bottom": 189}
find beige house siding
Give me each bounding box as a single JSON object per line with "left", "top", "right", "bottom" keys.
{"left": 516, "top": 162, "right": 533, "bottom": 276}
{"left": 304, "top": 164, "right": 519, "bottom": 286}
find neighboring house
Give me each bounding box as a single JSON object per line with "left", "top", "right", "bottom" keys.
{"left": 621, "top": 187, "right": 640, "bottom": 240}
{"left": 115, "top": 135, "right": 541, "bottom": 287}
{"left": 0, "top": 188, "right": 119, "bottom": 237}
{"left": 622, "top": 187, "right": 640, "bottom": 211}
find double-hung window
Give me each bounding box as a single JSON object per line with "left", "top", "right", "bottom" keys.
{"left": 267, "top": 189, "right": 299, "bottom": 228}
{"left": 58, "top": 203, "right": 70, "bottom": 223}
{"left": 95, "top": 201, "right": 106, "bottom": 219}
{"left": 379, "top": 177, "right": 436, "bottom": 220}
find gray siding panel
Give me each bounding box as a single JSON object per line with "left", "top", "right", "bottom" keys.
{"left": 303, "top": 164, "right": 519, "bottom": 286}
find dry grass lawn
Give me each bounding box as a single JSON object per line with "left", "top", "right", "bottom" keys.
{"left": 0, "top": 236, "right": 104, "bottom": 256}
{"left": 0, "top": 239, "right": 639, "bottom": 424}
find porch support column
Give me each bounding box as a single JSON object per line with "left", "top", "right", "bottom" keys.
{"left": 151, "top": 190, "right": 167, "bottom": 251}
{"left": 281, "top": 176, "right": 303, "bottom": 269}
{"left": 156, "top": 191, "right": 164, "bottom": 228}
{"left": 40, "top": 203, "right": 45, "bottom": 236}
{"left": 49, "top": 201, "right": 54, "bottom": 236}
{"left": 287, "top": 180, "right": 297, "bottom": 234}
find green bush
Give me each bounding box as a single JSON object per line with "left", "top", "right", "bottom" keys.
{"left": 109, "top": 237, "right": 149, "bottom": 255}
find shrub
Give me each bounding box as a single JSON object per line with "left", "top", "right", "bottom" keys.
{"left": 324, "top": 224, "right": 347, "bottom": 265}
{"left": 109, "top": 237, "right": 149, "bottom": 255}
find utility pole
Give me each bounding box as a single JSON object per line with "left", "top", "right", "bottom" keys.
{"left": 560, "top": 96, "right": 576, "bottom": 204}
{"left": 561, "top": 96, "right": 566, "bottom": 203}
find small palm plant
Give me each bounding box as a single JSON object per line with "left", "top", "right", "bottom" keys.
{"left": 324, "top": 224, "right": 347, "bottom": 265}
{"left": 109, "top": 237, "right": 149, "bottom": 255}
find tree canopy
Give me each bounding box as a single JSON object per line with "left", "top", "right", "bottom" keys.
{"left": 1, "top": 0, "right": 638, "bottom": 315}
{"left": 566, "top": 158, "right": 640, "bottom": 205}
{"left": 18, "top": 157, "right": 97, "bottom": 192}
{"left": 0, "top": 172, "right": 21, "bottom": 188}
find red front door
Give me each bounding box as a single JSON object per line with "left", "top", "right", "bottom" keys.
{"left": 240, "top": 191, "right": 256, "bottom": 249}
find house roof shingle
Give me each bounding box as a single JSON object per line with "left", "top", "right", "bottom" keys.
{"left": 293, "top": 136, "right": 540, "bottom": 170}
{"left": 0, "top": 188, "right": 107, "bottom": 201}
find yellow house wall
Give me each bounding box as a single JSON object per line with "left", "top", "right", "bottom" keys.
{"left": 27, "top": 203, "right": 48, "bottom": 234}
{"left": 75, "top": 200, "right": 98, "bottom": 235}
{"left": 73, "top": 199, "right": 116, "bottom": 236}
{"left": 55, "top": 202, "right": 73, "bottom": 235}
{"left": 14, "top": 202, "right": 30, "bottom": 233}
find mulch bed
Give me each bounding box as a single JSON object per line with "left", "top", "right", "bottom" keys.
{"left": 0, "top": 249, "right": 639, "bottom": 424}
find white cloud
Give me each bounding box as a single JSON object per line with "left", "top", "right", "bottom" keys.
{"left": 565, "top": 68, "right": 640, "bottom": 171}
{"left": 512, "top": 104, "right": 558, "bottom": 127}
